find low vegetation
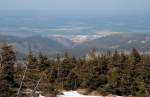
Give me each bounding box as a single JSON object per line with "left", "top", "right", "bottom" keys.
{"left": 0, "top": 44, "right": 150, "bottom": 97}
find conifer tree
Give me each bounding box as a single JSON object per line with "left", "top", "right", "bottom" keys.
{"left": 0, "top": 44, "right": 16, "bottom": 96}
{"left": 38, "top": 52, "right": 50, "bottom": 71}
{"left": 26, "top": 51, "right": 38, "bottom": 69}
{"left": 131, "top": 48, "right": 141, "bottom": 64}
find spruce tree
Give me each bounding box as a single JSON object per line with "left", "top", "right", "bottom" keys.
{"left": 131, "top": 48, "right": 141, "bottom": 64}
{"left": 0, "top": 44, "right": 16, "bottom": 96}
{"left": 38, "top": 52, "right": 50, "bottom": 71}
{"left": 26, "top": 51, "right": 38, "bottom": 69}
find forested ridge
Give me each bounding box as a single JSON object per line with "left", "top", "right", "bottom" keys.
{"left": 0, "top": 44, "right": 150, "bottom": 97}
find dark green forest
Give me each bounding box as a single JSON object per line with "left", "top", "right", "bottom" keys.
{"left": 0, "top": 44, "right": 150, "bottom": 97}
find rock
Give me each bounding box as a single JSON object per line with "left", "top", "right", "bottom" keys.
{"left": 125, "top": 95, "right": 136, "bottom": 97}
{"left": 45, "top": 91, "right": 58, "bottom": 97}
{"left": 77, "top": 89, "right": 90, "bottom": 95}
{"left": 89, "top": 90, "right": 102, "bottom": 96}
{"left": 106, "top": 94, "right": 117, "bottom": 97}
{"left": 45, "top": 94, "right": 55, "bottom": 97}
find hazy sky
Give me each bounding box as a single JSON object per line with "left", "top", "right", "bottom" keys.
{"left": 0, "top": 0, "right": 149, "bottom": 13}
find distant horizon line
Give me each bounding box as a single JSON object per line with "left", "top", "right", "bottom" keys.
{"left": 0, "top": 9, "right": 150, "bottom": 15}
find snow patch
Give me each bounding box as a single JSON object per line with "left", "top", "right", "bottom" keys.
{"left": 141, "top": 40, "right": 147, "bottom": 44}
{"left": 56, "top": 91, "right": 124, "bottom": 97}
{"left": 96, "top": 32, "right": 122, "bottom": 37}
{"left": 48, "top": 32, "right": 122, "bottom": 44}
{"left": 110, "top": 45, "right": 120, "bottom": 49}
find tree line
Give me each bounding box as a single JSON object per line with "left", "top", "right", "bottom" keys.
{"left": 0, "top": 44, "right": 150, "bottom": 97}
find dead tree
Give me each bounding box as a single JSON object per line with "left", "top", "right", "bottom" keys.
{"left": 17, "top": 63, "right": 28, "bottom": 97}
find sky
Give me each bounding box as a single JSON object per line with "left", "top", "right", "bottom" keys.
{"left": 0, "top": 0, "right": 149, "bottom": 14}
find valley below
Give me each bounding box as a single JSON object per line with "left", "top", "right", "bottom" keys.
{"left": 0, "top": 32, "right": 150, "bottom": 58}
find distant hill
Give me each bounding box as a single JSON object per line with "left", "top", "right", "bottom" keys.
{"left": 69, "top": 33, "right": 150, "bottom": 56}
{"left": 0, "top": 33, "right": 150, "bottom": 58}
{"left": 0, "top": 35, "right": 66, "bottom": 57}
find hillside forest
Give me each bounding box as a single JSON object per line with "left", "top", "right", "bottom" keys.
{"left": 0, "top": 44, "right": 150, "bottom": 97}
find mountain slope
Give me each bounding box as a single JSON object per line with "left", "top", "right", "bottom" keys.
{"left": 0, "top": 33, "right": 150, "bottom": 57}
{"left": 68, "top": 33, "right": 150, "bottom": 56}
{"left": 0, "top": 35, "right": 66, "bottom": 56}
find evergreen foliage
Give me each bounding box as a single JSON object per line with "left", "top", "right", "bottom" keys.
{"left": 0, "top": 46, "right": 150, "bottom": 97}
{"left": 0, "top": 44, "right": 17, "bottom": 97}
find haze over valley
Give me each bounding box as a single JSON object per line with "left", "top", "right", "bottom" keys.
{"left": 0, "top": 11, "right": 150, "bottom": 56}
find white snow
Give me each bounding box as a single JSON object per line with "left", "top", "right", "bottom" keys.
{"left": 141, "top": 40, "right": 147, "bottom": 44}
{"left": 39, "top": 94, "right": 45, "bottom": 97}
{"left": 38, "top": 91, "right": 124, "bottom": 97}
{"left": 56, "top": 91, "right": 124, "bottom": 97}
{"left": 57, "top": 91, "right": 103, "bottom": 97}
